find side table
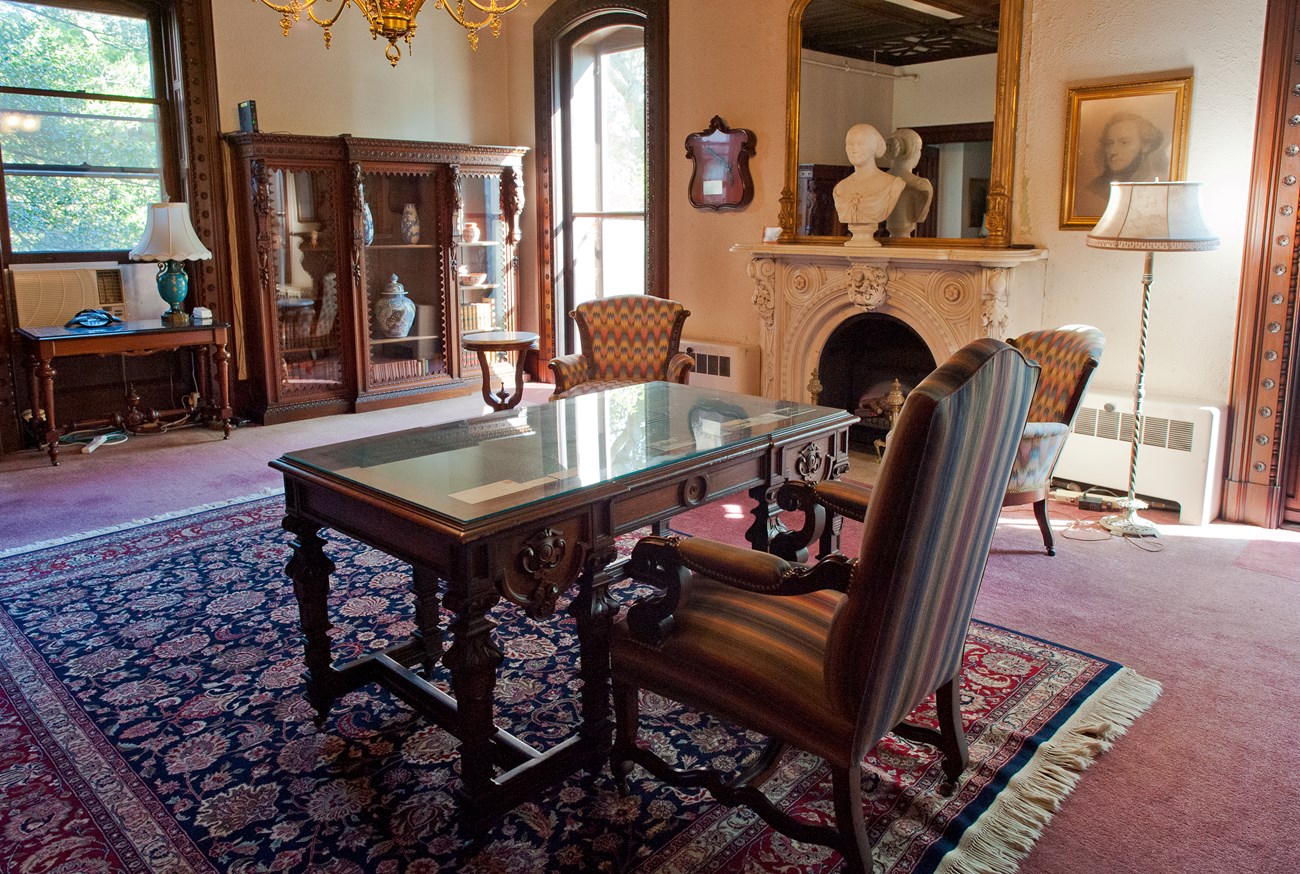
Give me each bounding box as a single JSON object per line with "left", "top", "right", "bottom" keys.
{"left": 17, "top": 319, "right": 233, "bottom": 466}
{"left": 461, "top": 330, "right": 539, "bottom": 411}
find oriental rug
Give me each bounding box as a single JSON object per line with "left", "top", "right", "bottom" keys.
{"left": 0, "top": 496, "right": 1159, "bottom": 873}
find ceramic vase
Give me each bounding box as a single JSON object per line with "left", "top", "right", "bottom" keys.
{"left": 361, "top": 201, "right": 375, "bottom": 245}
{"left": 401, "top": 203, "right": 421, "bottom": 244}
{"left": 462, "top": 221, "right": 481, "bottom": 244}
{"left": 373, "top": 274, "right": 415, "bottom": 338}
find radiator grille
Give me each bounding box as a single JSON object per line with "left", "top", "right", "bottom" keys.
{"left": 691, "top": 351, "right": 732, "bottom": 379}
{"left": 1072, "top": 406, "right": 1195, "bottom": 453}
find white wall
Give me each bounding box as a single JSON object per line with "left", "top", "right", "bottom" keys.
{"left": 211, "top": 0, "right": 1268, "bottom": 409}
{"left": 1014, "top": 0, "right": 1265, "bottom": 404}
{"left": 212, "top": 4, "right": 515, "bottom": 143}
{"left": 665, "top": 0, "right": 1266, "bottom": 407}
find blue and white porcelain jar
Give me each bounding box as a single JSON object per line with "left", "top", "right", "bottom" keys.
{"left": 373, "top": 274, "right": 415, "bottom": 338}
{"left": 401, "top": 203, "right": 420, "bottom": 244}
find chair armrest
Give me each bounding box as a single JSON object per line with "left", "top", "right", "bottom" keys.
{"left": 667, "top": 351, "right": 696, "bottom": 384}
{"left": 1006, "top": 421, "right": 1071, "bottom": 494}
{"left": 781, "top": 479, "right": 873, "bottom": 524}
{"left": 625, "top": 534, "right": 856, "bottom": 646}
{"left": 548, "top": 354, "right": 589, "bottom": 398}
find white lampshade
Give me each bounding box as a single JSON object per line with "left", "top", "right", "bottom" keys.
{"left": 1086, "top": 181, "right": 1220, "bottom": 252}
{"left": 129, "top": 202, "right": 213, "bottom": 262}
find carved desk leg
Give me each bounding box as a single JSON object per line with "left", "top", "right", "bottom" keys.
{"left": 745, "top": 480, "right": 785, "bottom": 553}
{"left": 442, "top": 586, "right": 503, "bottom": 824}
{"left": 213, "top": 343, "right": 232, "bottom": 438}
{"left": 33, "top": 355, "right": 59, "bottom": 466}
{"left": 282, "top": 515, "right": 338, "bottom": 721}
{"left": 570, "top": 541, "right": 618, "bottom": 759}
{"left": 411, "top": 566, "right": 443, "bottom": 678}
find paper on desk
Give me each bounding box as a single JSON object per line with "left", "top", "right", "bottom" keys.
{"left": 449, "top": 468, "right": 579, "bottom": 504}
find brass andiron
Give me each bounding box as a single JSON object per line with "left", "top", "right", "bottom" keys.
{"left": 873, "top": 378, "right": 906, "bottom": 460}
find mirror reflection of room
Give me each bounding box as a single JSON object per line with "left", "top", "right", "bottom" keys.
{"left": 797, "top": 0, "right": 998, "bottom": 240}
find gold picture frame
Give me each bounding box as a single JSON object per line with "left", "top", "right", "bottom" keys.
{"left": 1060, "top": 75, "right": 1193, "bottom": 229}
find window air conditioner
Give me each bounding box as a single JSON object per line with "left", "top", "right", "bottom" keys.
{"left": 9, "top": 266, "right": 127, "bottom": 328}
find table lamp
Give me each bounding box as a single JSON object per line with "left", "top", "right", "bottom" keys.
{"left": 1086, "top": 181, "right": 1219, "bottom": 537}
{"left": 129, "top": 202, "right": 213, "bottom": 326}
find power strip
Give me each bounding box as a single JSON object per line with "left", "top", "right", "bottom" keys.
{"left": 1078, "top": 495, "right": 1108, "bottom": 512}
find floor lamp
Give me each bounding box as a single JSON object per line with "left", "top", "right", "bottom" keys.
{"left": 1085, "top": 181, "right": 1219, "bottom": 537}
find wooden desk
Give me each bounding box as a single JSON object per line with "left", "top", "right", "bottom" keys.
{"left": 271, "top": 382, "right": 854, "bottom": 833}
{"left": 17, "top": 319, "right": 233, "bottom": 465}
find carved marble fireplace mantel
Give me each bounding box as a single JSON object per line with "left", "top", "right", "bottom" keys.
{"left": 732, "top": 243, "right": 1048, "bottom": 402}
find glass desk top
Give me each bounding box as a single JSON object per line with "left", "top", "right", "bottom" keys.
{"left": 280, "top": 382, "right": 846, "bottom": 525}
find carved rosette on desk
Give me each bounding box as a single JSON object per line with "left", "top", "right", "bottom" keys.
{"left": 507, "top": 524, "right": 587, "bottom": 618}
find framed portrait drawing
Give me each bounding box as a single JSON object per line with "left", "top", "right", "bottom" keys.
{"left": 1060, "top": 76, "right": 1193, "bottom": 229}
{"left": 685, "top": 116, "right": 756, "bottom": 211}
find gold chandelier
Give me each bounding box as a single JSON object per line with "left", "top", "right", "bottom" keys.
{"left": 255, "top": 0, "right": 526, "bottom": 66}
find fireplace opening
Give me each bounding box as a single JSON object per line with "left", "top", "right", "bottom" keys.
{"left": 816, "top": 314, "right": 936, "bottom": 452}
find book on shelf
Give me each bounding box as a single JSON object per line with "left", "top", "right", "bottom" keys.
{"left": 459, "top": 302, "right": 493, "bottom": 333}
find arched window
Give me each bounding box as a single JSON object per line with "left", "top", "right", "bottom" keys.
{"left": 533, "top": 0, "right": 667, "bottom": 362}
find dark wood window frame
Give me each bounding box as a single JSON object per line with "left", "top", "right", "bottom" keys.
{"left": 0, "top": 0, "right": 229, "bottom": 454}
{"left": 532, "top": 0, "right": 668, "bottom": 371}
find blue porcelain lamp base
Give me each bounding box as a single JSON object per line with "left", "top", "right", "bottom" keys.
{"left": 157, "top": 259, "right": 191, "bottom": 326}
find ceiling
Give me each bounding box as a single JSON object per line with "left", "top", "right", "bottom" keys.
{"left": 801, "top": 0, "right": 1000, "bottom": 67}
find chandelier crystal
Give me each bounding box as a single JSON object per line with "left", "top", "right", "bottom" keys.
{"left": 254, "top": 0, "right": 526, "bottom": 66}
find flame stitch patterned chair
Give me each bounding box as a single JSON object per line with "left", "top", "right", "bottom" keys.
{"left": 547, "top": 295, "right": 694, "bottom": 400}
{"left": 609, "top": 338, "right": 1039, "bottom": 874}
{"left": 777, "top": 325, "right": 1104, "bottom": 560}
{"left": 1003, "top": 325, "right": 1105, "bottom": 555}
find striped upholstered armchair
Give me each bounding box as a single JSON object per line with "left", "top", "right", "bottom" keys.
{"left": 610, "top": 339, "right": 1038, "bottom": 874}
{"left": 1004, "top": 325, "right": 1105, "bottom": 555}
{"left": 548, "top": 295, "right": 694, "bottom": 399}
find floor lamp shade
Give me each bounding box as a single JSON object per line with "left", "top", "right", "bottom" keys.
{"left": 1085, "top": 181, "right": 1219, "bottom": 538}
{"left": 129, "top": 202, "right": 213, "bottom": 326}
{"left": 1086, "top": 181, "right": 1219, "bottom": 252}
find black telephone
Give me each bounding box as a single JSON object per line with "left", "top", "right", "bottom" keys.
{"left": 65, "top": 308, "right": 124, "bottom": 329}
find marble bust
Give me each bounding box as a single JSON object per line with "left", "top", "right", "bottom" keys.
{"left": 885, "top": 128, "right": 934, "bottom": 238}
{"left": 832, "top": 123, "right": 906, "bottom": 247}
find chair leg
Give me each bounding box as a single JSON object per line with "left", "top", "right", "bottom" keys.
{"left": 611, "top": 679, "right": 641, "bottom": 793}
{"left": 1033, "top": 498, "right": 1055, "bottom": 556}
{"left": 934, "top": 677, "right": 969, "bottom": 788}
{"left": 830, "top": 762, "right": 872, "bottom": 874}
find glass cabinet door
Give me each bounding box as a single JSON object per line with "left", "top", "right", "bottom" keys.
{"left": 455, "top": 172, "right": 512, "bottom": 375}
{"left": 268, "top": 167, "right": 347, "bottom": 400}
{"left": 359, "top": 168, "right": 446, "bottom": 391}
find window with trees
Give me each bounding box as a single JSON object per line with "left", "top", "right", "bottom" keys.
{"left": 0, "top": 0, "right": 173, "bottom": 259}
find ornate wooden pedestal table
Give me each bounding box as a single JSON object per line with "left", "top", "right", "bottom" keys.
{"left": 461, "top": 330, "right": 539, "bottom": 411}
{"left": 271, "top": 382, "right": 854, "bottom": 834}
{"left": 17, "top": 319, "right": 233, "bottom": 465}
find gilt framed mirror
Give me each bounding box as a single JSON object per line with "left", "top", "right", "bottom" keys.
{"left": 780, "top": 0, "right": 1023, "bottom": 247}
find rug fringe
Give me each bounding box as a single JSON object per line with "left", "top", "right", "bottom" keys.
{"left": 0, "top": 488, "right": 284, "bottom": 559}
{"left": 934, "top": 666, "right": 1162, "bottom": 874}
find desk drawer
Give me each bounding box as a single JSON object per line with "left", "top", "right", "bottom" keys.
{"left": 613, "top": 455, "right": 764, "bottom": 531}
